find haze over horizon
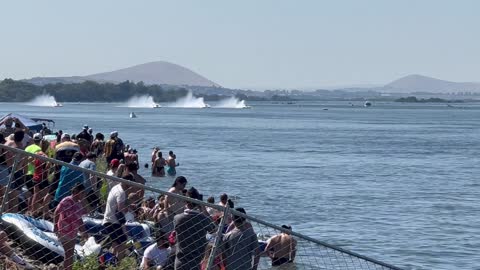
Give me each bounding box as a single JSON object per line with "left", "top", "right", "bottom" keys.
{"left": 1, "top": 0, "right": 479, "bottom": 89}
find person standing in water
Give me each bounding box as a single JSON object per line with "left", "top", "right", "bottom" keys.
{"left": 221, "top": 207, "right": 260, "bottom": 270}
{"left": 264, "top": 225, "right": 297, "bottom": 266}
{"left": 152, "top": 151, "right": 166, "bottom": 177}
{"left": 166, "top": 151, "right": 178, "bottom": 177}
{"left": 151, "top": 147, "right": 159, "bottom": 168}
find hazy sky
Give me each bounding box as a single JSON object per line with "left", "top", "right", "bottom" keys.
{"left": 1, "top": 0, "right": 479, "bottom": 89}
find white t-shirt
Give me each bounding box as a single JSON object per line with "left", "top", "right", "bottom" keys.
{"left": 103, "top": 184, "right": 126, "bottom": 224}
{"left": 140, "top": 244, "right": 170, "bottom": 268}
{"left": 106, "top": 169, "right": 117, "bottom": 191}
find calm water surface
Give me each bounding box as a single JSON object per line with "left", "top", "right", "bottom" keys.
{"left": 1, "top": 101, "right": 479, "bottom": 270}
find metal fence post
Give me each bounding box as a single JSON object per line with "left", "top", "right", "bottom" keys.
{"left": 0, "top": 155, "right": 20, "bottom": 213}
{"left": 206, "top": 206, "right": 230, "bottom": 270}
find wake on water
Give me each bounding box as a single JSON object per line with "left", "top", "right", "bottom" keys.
{"left": 168, "top": 92, "right": 248, "bottom": 108}
{"left": 168, "top": 91, "right": 208, "bottom": 108}
{"left": 27, "top": 94, "right": 61, "bottom": 107}
{"left": 121, "top": 93, "right": 249, "bottom": 109}
{"left": 124, "top": 95, "right": 160, "bottom": 108}
{"left": 216, "top": 97, "right": 248, "bottom": 109}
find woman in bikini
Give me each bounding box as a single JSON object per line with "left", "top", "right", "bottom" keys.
{"left": 152, "top": 151, "right": 166, "bottom": 177}
{"left": 166, "top": 151, "right": 178, "bottom": 177}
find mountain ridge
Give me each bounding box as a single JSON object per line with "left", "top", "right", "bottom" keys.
{"left": 24, "top": 61, "right": 220, "bottom": 88}
{"left": 20, "top": 62, "right": 480, "bottom": 93}
{"left": 383, "top": 74, "right": 480, "bottom": 93}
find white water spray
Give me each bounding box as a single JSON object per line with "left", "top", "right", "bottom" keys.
{"left": 216, "top": 96, "right": 248, "bottom": 108}
{"left": 169, "top": 91, "right": 208, "bottom": 108}
{"left": 27, "top": 94, "right": 61, "bottom": 107}
{"left": 125, "top": 95, "right": 160, "bottom": 108}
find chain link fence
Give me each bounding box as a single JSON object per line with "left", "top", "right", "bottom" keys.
{"left": 0, "top": 144, "right": 403, "bottom": 270}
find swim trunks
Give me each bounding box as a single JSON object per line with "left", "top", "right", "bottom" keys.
{"left": 272, "top": 257, "right": 291, "bottom": 266}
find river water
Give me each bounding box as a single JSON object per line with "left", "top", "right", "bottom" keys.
{"left": 1, "top": 101, "right": 478, "bottom": 270}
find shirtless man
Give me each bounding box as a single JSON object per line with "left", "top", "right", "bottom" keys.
{"left": 4, "top": 130, "right": 27, "bottom": 213}
{"left": 124, "top": 149, "right": 137, "bottom": 165}
{"left": 151, "top": 147, "right": 159, "bottom": 167}
{"left": 123, "top": 162, "right": 146, "bottom": 205}
{"left": 264, "top": 225, "right": 297, "bottom": 266}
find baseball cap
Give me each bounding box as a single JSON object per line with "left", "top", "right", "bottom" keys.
{"left": 110, "top": 159, "right": 120, "bottom": 168}
{"left": 33, "top": 133, "right": 43, "bottom": 141}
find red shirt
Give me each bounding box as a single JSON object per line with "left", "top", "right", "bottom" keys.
{"left": 33, "top": 158, "right": 47, "bottom": 183}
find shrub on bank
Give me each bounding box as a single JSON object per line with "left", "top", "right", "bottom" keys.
{"left": 72, "top": 255, "right": 136, "bottom": 270}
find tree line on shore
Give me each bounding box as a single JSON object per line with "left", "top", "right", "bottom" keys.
{"left": 0, "top": 79, "right": 294, "bottom": 102}
{"left": 394, "top": 96, "right": 464, "bottom": 103}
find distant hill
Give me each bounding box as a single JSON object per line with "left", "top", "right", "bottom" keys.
{"left": 383, "top": 74, "right": 480, "bottom": 93}
{"left": 24, "top": 61, "right": 220, "bottom": 87}
{"left": 21, "top": 66, "right": 480, "bottom": 94}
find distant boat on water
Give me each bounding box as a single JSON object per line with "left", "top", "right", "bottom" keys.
{"left": 130, "top": 112, "right": 137, "bottom": 118}
{"left": 364, "top": 101, "right": 372, "bottom": 107}
{"left": 53, "top": 102, "right": 63, "bottom": 107}
{"left": 153, "top": 104, "right": 161, "bottom": 108}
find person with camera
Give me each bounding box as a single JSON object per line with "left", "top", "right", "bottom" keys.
{"left": 0, "top": 116, "right": 27, "bottom": 138}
